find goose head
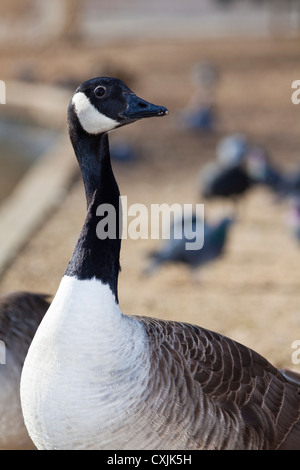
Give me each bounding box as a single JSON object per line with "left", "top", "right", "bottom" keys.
{"left": 68, "top": 76, "right": 168, "bottom": 136}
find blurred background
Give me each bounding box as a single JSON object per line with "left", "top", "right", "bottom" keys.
{"left": 0, "top": 0, "right": 299, "bottom": 369}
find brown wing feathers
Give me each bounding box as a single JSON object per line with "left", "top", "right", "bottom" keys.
{"left": 143, "top": 317, "right": 300, "bottom": 449}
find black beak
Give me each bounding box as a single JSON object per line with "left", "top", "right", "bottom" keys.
{"left": 121, "top": 93, "right": 168, "bottom": 120}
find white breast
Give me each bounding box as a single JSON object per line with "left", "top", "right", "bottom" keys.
{"left": 20, "top": 276, "right": 150, "bottom": 449}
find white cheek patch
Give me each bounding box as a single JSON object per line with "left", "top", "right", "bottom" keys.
{"left": 72, "top": 92, "right": 119, "bottom": 134}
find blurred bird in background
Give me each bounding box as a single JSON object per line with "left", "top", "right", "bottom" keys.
{"left": 285, "top": 196, "right": 300, "bottom": 244}
{"left": 279, "top": 168, "right": 300, "bottom": 200}
{"left": 177, "top": 62, "right": 219, "bottom": 132}
{"left": 198, "top": 133, "right": 254, "bottom": 204}
{"left": 245, "top": 145, "right": 285, "bottom": 195}
{"left": 246, "top": 146, "right": 300, "bottom": 202}
{"left": 144, "top": 213, "right": 234, "bottom": 280}
{"left": 110, "top": 139, "right": 137, "bottom": 162}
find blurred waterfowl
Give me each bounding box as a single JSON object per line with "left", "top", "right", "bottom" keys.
{"left": 180, "top": 105, "right": 215, "bottom": 132}
{"left": 145, "top": 214, "right": 234, "bottom": 278}
{"left": 20, "top": 77, "right": 300, "bottom": 450}
{"left": 200, "top": 163, "right": 253, "bottom": 201}
{"left": 199, "top": 134, "right": 254, "bottom": 202}
{"left": 110, "top": 139, "right": 137, "bottom": 162}
{"left": 245, "top": 147, "right": 300, "bottom": 204}
{"left": 245, "top": 146, "right": 285, "bottom": 195}
{"left": 0, "top": 291, "right": 49, "bottom": 450}
{"left": 216, "top": 133, "right": 248, "bottom": 167}
{"left": 191, "top": 62, "right": 219, "bottom": 89}
{"left": 276, "top": 166, "right": 300, "bottom": 200}
{"left": 285, "top": 197, "right": 300, "bottom": 243}
{"left": 177, "top": 62, "right": 219, "bottom": 132}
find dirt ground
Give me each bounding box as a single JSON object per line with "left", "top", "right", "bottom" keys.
{"left": 0, "top": 36, "right": 300, "bottom": 370}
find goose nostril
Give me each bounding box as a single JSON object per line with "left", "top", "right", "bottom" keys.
{"left": 138, "top": 102, "right": 148, "bottom": 109}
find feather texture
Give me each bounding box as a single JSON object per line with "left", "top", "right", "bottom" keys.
{"left": 137, "top": 317, "right": 300, "bottom": 450}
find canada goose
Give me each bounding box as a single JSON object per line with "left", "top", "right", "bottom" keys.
{"left": 0, "top": 291, "right": 49, "bottom": 449}
{"left": 21, "top": 77, "right": 300, "bottom": 450}
{"left": 145, "top": 214, "right": 233, "bottom": 277}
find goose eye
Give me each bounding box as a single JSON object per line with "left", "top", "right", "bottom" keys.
{"left": 94, "top": 86, "right": 106, "bottom": 98}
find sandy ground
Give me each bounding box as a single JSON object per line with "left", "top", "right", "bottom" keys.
{"left": 0, "top": 36, "right": 300, "bottom": 370}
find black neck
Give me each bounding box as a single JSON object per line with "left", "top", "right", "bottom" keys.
{"left": 65, "top": 126, "right": 121, "bottom": 303}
